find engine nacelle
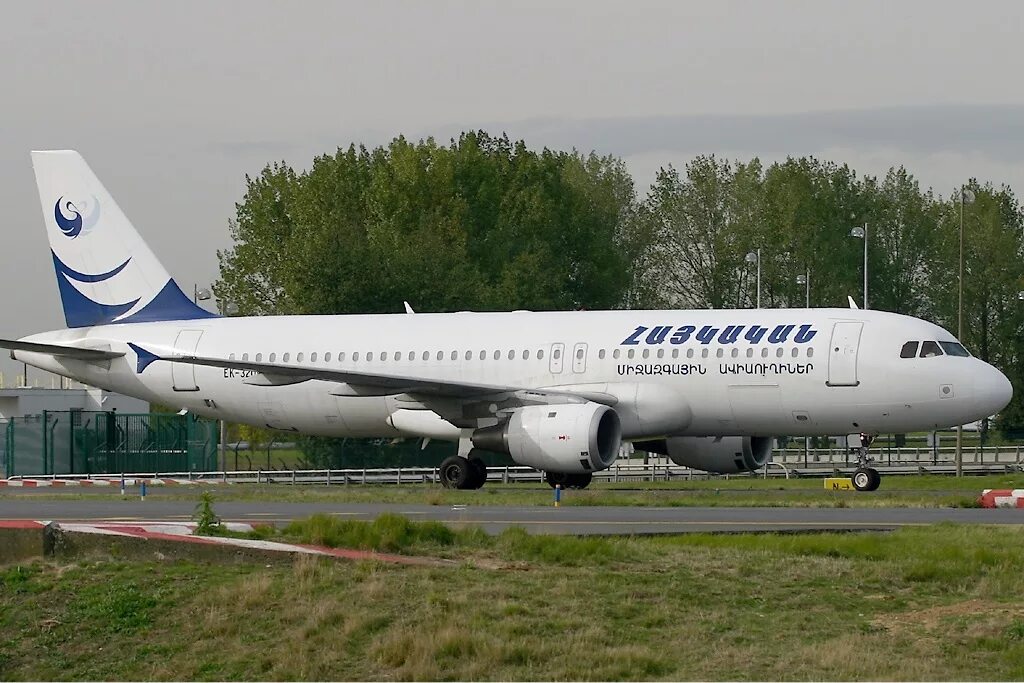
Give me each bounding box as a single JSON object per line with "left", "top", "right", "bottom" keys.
{"left": 472, "top": 402, "right": 622, "bottom": 473}
{"left": 637, "top": 435, "right": 773, "bottom": 474}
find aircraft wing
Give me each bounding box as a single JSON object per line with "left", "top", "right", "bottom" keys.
{"left": 128, "top": 343, "right": 617, "bottom": 408}
{"left": 0, "top": 338, "right": 125, "bottom": 361}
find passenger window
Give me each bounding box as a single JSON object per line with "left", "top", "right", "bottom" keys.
{"left": 612, "top": 349, "right": 619, "bottom": 359}
{"left": 255, "top": 353, "right": 263, "bottom": 362}
{"left": 524, "top": 350, "right": 530, "bottom": 360}
{"left": 297, "top": 352, "right": 305, "bottom": 362}
{"left": 939, "top": 341, "right": 970, "bottom": 357}
{"left": 716, "top": 348, "right": 723, "bottom": 358}
{"left": 311, "top": 352, "right": 318, "bottom": 362}
{"left": 337, "top": 352, "right": 344, "bottom": 362}
{"left": 731, "top": 348, "right": 738, "bottom": 358}
{"left": 642, "top": 349, "right": 650, "bottom": 359}
{"left": 791, "top": 348, "right": 798, "bottom": 358}
{"left": 479, "top": 350, "right": 486, "bottom": 360}
{"left": 761, "top": 348, "right": 769, "bottom": 358}
{"left": 538, "top": 350, "right": 544, "bottom": 360}
{"left": 379, "top": 352, "right": 386, "bottom": 361}
{"left": 422, "top": 351, "right": 429, "bottom": 361}
{"left": 576, "top": 348, "right": 584, "bottom": 360}
{"left": 807, "top": 348, "right": 814, "bottom": 358}
{"left": 672, "top": 349, "right": 679, "bottom": 359}
{"left": 686, "top": 349, "right": 694, "bottom": 359}
{"left": 451, "top": 351, "right": 458, "bottom": 361}
{"left": 269, "top": 353, "right": 276, "bottom": 362}
{"left": 229, "top": 353, "right": 236, "bottom": 360}
{"left": 900, "top": 341, "right": 919, "bottom": 359}
{"left": 656, "top": 349, "right": 664, "bottom": 359}
{"left": 437, "top": 351, "right": 444, "bottom": 361}
{"left": 242, "top": 353, "right": 249, "bottom": 361}
{"left": 366, "top": 352, "right": 373, "bottom": 362}
{"left": 324, "top": 352, "right": 331, "bottom": 362}
{"left": 395, "top": 352, "right": 402, "bottom": 361}
{"left": 553, "top": 349, "right": 561, "bottom": 360}
{"left": 283, "top": 352, "right": 290, "bottom": 362}
{"left": 776, "top": 348, "right": 784, "bottom": 358}
{"left": 627, "top": 349, "right": 635, "bottom": 359}
{"left": 920, "top": 341, "right": 943, "bottom": 358}
{"left": 509, "top": 350, "right": 516, "bottom": 360}
{"left": 493, "top": 350, "right": 500, "bottom": 360}
{"left": 598, "top": 349, "right": 605, "bottom": 360}
{"left": 701, "top": 349, "right": 709, "bottom": 358}
{"left": 465, "top": 351, "right": 472, "bottom": 361}
{"left": 352, "top": 352, "right": 359, "bottom": 362}
{"left": 746, "top": 348, "right": 753, "bottom": 358}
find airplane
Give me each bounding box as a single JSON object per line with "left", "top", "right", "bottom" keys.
{"left": 0, "top": 150, "right": 1012, "bottom": 492}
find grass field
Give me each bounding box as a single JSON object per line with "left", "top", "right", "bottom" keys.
{"left": 22, "top": 473, "right": 1024, "bottom": 508}
{"left": 3, "top": 518, "right": 1024, "bottom": 680}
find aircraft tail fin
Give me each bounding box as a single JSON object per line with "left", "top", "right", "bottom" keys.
{"left": 30, "top": 150, "right": 217, "bottom": 328}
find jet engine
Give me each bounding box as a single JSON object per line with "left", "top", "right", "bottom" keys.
{"left": 635, "top": 435, "right": 773, "bottom": 474}
{"left": 472, "top": 402, "right": 622, "bottom": 473}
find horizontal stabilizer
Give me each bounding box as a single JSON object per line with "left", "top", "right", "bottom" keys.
{"left": 0, "top": 338, "right": 124, "bottom": 361}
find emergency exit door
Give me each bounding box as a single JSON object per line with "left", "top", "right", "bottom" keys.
{"left": 826, "top": 321, "right": 862, "bottom": 387}
{"left": 171, "top": 330, "right": 203, "bottom": 392}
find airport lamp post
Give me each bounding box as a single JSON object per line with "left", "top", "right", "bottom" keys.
{"left": 193, "top": 285, "right": 212, "bottom": 305}
{"left": 849, "top": 224, "right": 868, "bottom": 309}
{"left": 796, "top": 270, "right": 811, "bottom": 465}
{"left": 795, "top": 270, "right": 810, "bottom": 308}
{"left": 956, "top": 187, "right": 976, "bottom": 478}
{"left": 745, "top": 249, "right": 761, "bottom": 308}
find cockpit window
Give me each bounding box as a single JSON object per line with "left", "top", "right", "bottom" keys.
{"left": 939, "top": 341, "right": 970, "bottom": 357}
{"left": 919, "top": 341, "right": 943, "bottom": 358}
{"left": 900, "top": 341, "right": 919, "bottom": 358}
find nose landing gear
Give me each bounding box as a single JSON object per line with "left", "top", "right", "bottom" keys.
{"left": 852, "top": 432, "right": 881, "bottom": 491}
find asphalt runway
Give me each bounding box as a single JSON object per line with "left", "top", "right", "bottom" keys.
{"left": 1, "top": 496, "right": 1023, "bottom": 534}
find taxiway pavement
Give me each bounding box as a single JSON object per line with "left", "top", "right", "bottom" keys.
{"left": 0, "top": 497, "right": 1020, "bottom": 534}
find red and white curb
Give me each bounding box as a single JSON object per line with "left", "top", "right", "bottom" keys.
{"left": 0, "top": 520, "right": 452, "bottom": 566}
{"left": 979, "top": 489, "right": 1024, "bottom": 508}
{"left": 0, "top": 478, "right": 197, "bottom": 488}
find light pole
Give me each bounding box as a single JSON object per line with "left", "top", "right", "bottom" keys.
{"left": 849, "top": 223, "right": 868, "bottom": 308}
{"left": 956, "top": 187, "right": 976, "bottom": 477}
{"left": 745, "top": 249, "right": 761, "bottom": 308}
{"left": 796, "top": 270, "right": 810, "bottom": 308}
{"left": 193, "top": 285, "right": 212, "bottom": 305}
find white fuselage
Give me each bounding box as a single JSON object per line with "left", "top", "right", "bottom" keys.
{"left": 15, "top": 307, "right": 1011, "bottom": 442}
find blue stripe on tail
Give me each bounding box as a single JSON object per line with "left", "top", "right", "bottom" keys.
{"left": 52, "top": 250, "right": 219, "bottom": 328}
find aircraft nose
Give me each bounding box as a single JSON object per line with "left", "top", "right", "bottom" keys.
{"left": 975, "top": 362, "right": 1013, "bottom": 417}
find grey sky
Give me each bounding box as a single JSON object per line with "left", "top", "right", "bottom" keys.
{"left": 1, "top": 0, "right": 1023, "bottom": 383}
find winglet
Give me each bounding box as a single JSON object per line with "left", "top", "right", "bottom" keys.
{"left": 128, "top": 342, "right": 160, "bottom": 374}
{"left": 847, "top": 296, "right": 860, "bottom": 310}
{"left": 404, "top": 301, "right": 415, "bottom": 314}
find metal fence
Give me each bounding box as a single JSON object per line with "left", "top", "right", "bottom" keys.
{"left": 16, "top": 445, "right": 1023, "bottom": 485}
{"left": 2, "top": 411, "right": 219, "bottom": 477}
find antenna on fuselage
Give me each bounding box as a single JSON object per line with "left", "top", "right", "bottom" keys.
{"left": 404, "top": 301, "right": 416, "bottom": 314}
{"left": 847, "top": 296, "right": 860, "bottom": 310}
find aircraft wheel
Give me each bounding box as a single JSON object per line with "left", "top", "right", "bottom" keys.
{"left": 467, "top": 454, "right": 488, "bottom": 490}
{"left": 567, "top": 472, "right": 593, "bottom": 489}
{"left": 545, "top": 471, "right": 572, "bottom": 489}
{"left": 439, "top": 456, "right": 471, "bottom": 489}
{"left": 866, "top": 467, "right": 881, "bottom": 491}
{"left": 852, "top": 467, "right": 873, "bottom": 492}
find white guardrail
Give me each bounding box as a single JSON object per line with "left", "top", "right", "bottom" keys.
{"left": 8, "top": 445, "right": 1024, "bottom": 484}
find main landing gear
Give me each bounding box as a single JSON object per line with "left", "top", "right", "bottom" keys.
{"left": 438, "top": 451, "right": 488, "bottom": 490}
{"left": 544, "top": 471, "right": 593, "bottom": 490}
{"left": 851, "top": 432, "right": 881, "bottom": 492}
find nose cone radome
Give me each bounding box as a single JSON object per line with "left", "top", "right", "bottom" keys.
{"left": 976, "top": 363, "right": 1013, "bottom": 418}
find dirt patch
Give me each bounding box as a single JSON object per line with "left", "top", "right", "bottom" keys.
{"left": 874, "top": 599, "right": 1024, "bottom": 637}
